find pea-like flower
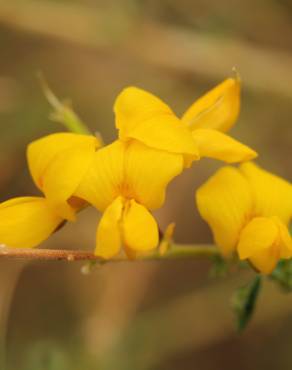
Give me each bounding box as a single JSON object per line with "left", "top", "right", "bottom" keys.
{"left": 114, "top": 78, "right": 257, "bottom": 167}
{"left": 74, "top": 140, "right": 183, "bottom": 258}
{"left": 0, "top": 132, "right": 100, "bottom": 248}
{"left": 27, "top": 132, "right": 101, "bottom": 220}
{"left": 196, "top": 162, "right": 292, "bottom": 274}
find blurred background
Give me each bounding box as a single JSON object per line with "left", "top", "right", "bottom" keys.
{"left": 0, "top": 0, "right": 292, "bottom": 369}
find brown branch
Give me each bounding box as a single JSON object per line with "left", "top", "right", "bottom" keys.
{"left": 0, "top": 247, "right": 98, "bottom": 261}
{"left": 0, "top": 244, "right": 218, "bottom": 262}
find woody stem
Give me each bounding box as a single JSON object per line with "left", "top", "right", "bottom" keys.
{"left": 0, "top": 244, "right": 219, "bottom": 262}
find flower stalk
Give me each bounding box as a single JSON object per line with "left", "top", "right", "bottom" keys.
{"left": 0, "top": 244, "right": 218, "bottom": 262}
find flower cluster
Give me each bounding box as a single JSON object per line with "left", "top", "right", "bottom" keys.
{"left": 1, "top": 75, "right": 290, "bottom": 274}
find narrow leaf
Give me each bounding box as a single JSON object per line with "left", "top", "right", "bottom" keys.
{"left": 232, "top": 275, "right": 262, "bottom": 332}
{"left": 38, "top": 72, "right": 91, "bottom": 135}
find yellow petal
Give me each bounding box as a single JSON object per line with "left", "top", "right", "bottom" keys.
{"left": 240, "top": 162, "right": 292, "bottom": 225}
{"left": 114, "top": 86, "right": 199, "bottom": 159}
{"left": 237, "top": 217, "right": 278, "bottom": 259}
{"left": 182, "top": 78, "right": 240, "bottom": 132}
{"left": 125, "top": 114, "right": 199, "bottom": 159}
{"left": 249, "top": 248, "right": 279, "bottom": 275}
{"left": 95, "top": 196, "right": 124, "bottom": 259}
{"left": 196, "top": 166, "right": 252, "bottom": 256}
{"left": 114, "top": 86, "right": 173, "bottom": 137}
{"left": 272, "top": 217, "right": 292, "bottom": 259}
{"left": 122, "top": 200, "right": 159, "bottom": 252}
{"left": 42, "top": 140, "right": 97, "bottom": 220}
{"left": 192, "top": 129, "right": 257, "bottom": 163}
{"left": 0, "top": 197, "right": 63, "bottom": 248}
{"left": 75, "top": 140, "right": 125, "bottom": 212}
{"left": 124, "top": 141, "right": 183, "bottom": 209}
{"left": 27, "top": 132, "right": 100, "bottom": 190}
{"left": 238, "top": 217, "right": 292, "bottom": 274}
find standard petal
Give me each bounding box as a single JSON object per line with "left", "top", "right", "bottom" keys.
{"left": 240, "top": 162, "right": 292, "bottom": 225}
{"left": 114, "top": 86, "right": 199, "bottom": 160}
{"left": 122, "top": 200, "right": 159, "bottom": 252}
{"left": 0, "top": 197, "right": 63, "bottom": 248}
{"left": 42, "top": 140, "right": 97, "bottom": 220}
{"left": 181, "top": 78, "right": 240, "bottom": 132}
{"left": 192, "top": 129, "right": 257, "bottom": 163}
{"left": 27, "top": 132, "right": 100, "bottom": 190}
{"left": 124, "top": 141, "right": 183, "bottom": 209}
{"left": 125, "top": 114, "right": 199, "bottom": 159}
{"left": 74, "top": 141, "right": 125, "bottom": 212}
{"left": 237, "top": 217, "right": 278, "bottom": 259}
{"left": 196, "top": 166, "right": 252, "bottom": 256}
{"left": 95, "top": 197, "right": 124, "bottom": 259}
{"left": 114, "top": 86, "right": 173, "bottom": 138}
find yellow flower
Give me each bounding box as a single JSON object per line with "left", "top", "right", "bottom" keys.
{"left": 196, "top": 162, "right": 292, "bottom": 274}
{"left": 0, "top": 197, "right": 63, "bottom": 248}
{"left": 27, "top": 132, "right": 101, "bottom": 220}
{"left": 0, "top": 132, "right": 101, "bottom": 248}
{"left": 74, "top": 140, "right": 183, "bottom": 258}
{"left": 114, "top": 78, "right": 257, "bottom": 167}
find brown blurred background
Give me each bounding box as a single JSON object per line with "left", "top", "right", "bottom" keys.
{"left": 0, "top": 0, "right": 292, "bottom": 369}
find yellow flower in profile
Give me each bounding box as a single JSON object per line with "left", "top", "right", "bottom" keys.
{"left": 74, "top": 140, "right": 183, "bottom": 258}
{"left": 114, "top": 78, "right": 257, "bottom": 167}
{"left": 0, "top": 132, "right": 101, "bottom": 248}
{"left": 27, "top": 132, "right": 100, "bottom": 220}
{"left": 0, "top": 197, "right": 63, "bottom": 248}
{"left": 196, "top": 162, "right": 292, "bottom": 274}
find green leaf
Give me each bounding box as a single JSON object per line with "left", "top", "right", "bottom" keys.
{"left": 270, "top": 259, "right": 292, "bottom": 291}
{"left": 232, "top": 275, "right": 262, "bottom": 332}
{"left": 38, "top": 72, "right": 91, "bottom": 135}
